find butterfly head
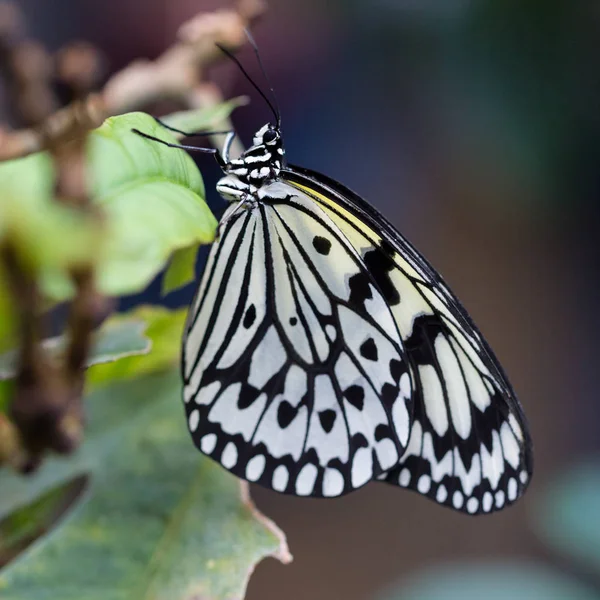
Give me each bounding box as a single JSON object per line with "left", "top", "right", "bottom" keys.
{"left": 217, "top": 122, "right": 285, "bottom": 202}
{"left": 247, "top": 123, "right": 284, "bottom": 167}
{"left": 253, "top": 123, "right": 280, "bottom": 146}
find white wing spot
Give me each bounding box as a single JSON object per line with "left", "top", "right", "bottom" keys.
{"left": 500, "top": 422, "right": 520, "bottom": 469}
{"left": 248, "top": 326, "right": 286, "bottom": 389}
{"left": 392, "top": 395, "right": 410, "bottom": 447}
{"left": 452, "top": 490, "right": 464, "bottom": 509}
{"left": 376, "top": 438, "right": 398, "bottom": 471}
{"left": 482, "top": 492, "right": 493, "bottom": 512}
{"left": 325, "top": 325, "right": 337, "bottom": 341}
{"left": 495, "top": 490, "right": 505, "bottom": 508}
{"left": 419, "top": 364, "right": 448, "bottom": 436}
{"left": 194, "top": 381, "right": 221, "bottom": 406}
{"left": 221, "top": 442, "right": 238, "bottom": 468}
{"left": 481, "top": 431, "right": 505, "bottom": 490}
{"left": 520, "top": 470, "right": 528, "bottom": 484}
{"left": 200, "top": 433, "right": 217, "bottom": 454}
{"left": 399, "top": 372, "right": 411, "bottom": 399}
{"left": 466, "top": 497, "right": 479, "bottom": 514}
{"left": 435, "top": 335, "right": 471, "bottom": 439}
{"left": 323, "top": 468, "right": 344, "bottom": 497}
{"left": 351, "top": 447, "right": 373, "bottom": 488}
{"left": 507, "top": 477, "right": 518, "bottom": 501}
{"left": 246, "top": 455, "right": 266, "bottom": 481}
{"left": 417, "top": 474, "right": 431, "bottom": 494}
{"left": 296, "top": 463, "right": 318, "bottom": 496}
{"left": 436, "top": 485, "right": 448, "bottom": 503}
{"left": 272, "top": 465, "right": 289, "bottom": 492}
{"left": 509, "top": 413, "right": 524, "bottom": 441}
{"left": 399, "top": 468, "right": 411, "bottom": 487}
{"left": 188, "top": 409, "right": 200, "bottom": 432}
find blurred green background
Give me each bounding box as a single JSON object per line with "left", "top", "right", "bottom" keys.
{"left": 12, "top": 0, "right": 600, "bottom": 598}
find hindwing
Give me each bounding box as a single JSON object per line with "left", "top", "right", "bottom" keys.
{"left": 282, "top": 166, "right": 533, "bottom": 514}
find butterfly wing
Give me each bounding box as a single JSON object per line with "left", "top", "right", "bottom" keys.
{"left": 182, "top": 187, "right": 413, "bottom": 497}
{"left": 282, "top": 165, "right": 533, "bottom": 514}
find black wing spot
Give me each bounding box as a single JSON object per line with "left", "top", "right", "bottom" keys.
{"left": 318, "top": 409, "right": 337, "bottom": 433}
{"left": 374, "top": 423, "right": 393, "bottom": 442}
{"left": 363, "top": 247, "right": 400, "bottom": 306}
{"left": 351, "top": 432, "right": 369, "bottom": 449}
{"left": 243, "top": 304, "right": 256, "bottom": 329}
{"left": 277, "top": 400, "right": 298, "bottom": 428}
{"left": 238, "top": 383, "right": 261, "bottom": 409}
{"left": 313, "top": 236, "right": 332, "bottom": 255}
{"left": 344, "top": 385, "right": 365, "bottom": 410}
{"left": 389, "top": 358, "right": 404, "bottom": 383}
{"left": 381, "top": 383, "right": 398, "bottom": 410}
{"left": 406, "top": 316, "right": 445, "bottom": 363}
{"left": 289, "top": 316, "right": 298, "bottom": 326}
{"left": 360, "top": 337, "right": 378, "bottom": 361}
{"left": 348, "top": 272, "right": 372, "bottom": 310}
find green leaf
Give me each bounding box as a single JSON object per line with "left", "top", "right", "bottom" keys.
{"left": 0, "top": 476, "right": 87, "bottom": 567}
{"left": 0, "top": 382, "right": 12, "bottom": 413}
{"left": 87, "top": 306, "right": 187, "bottom": 389}
{"left": 534, "top": 462, "right": 600, "bottom": 575}
{"left": 378, "top": 562, "right": 599, "bottom": 600}
{"left": 0, "top": 317, "right": 151, "bottom": 381}
{"left": 161, "top": 98, "right": 248, "bottom": 138}
{"left": 45, "top": 111, "right": 217, "bottom": 300}
{"left": 0, "top": 153, "right": 102, "bottom": 273}
{"left": 0, "top": 371, "right": 290, "bottom": 598}
{"left": 162, "top": 244, "right": 198, "bottom": 295}
{"left": 0, "top": 110, "right": 219, "bottom": 302}
{"left": 0, "top": 266, "right": 16, "bottom": 353}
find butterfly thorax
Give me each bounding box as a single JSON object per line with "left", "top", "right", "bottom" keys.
{"left": 216, "top": 123, "right": 284, "bottom": 203}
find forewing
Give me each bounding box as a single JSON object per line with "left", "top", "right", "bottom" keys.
{"left": 182, "top": 189, "right": 412, "bottom": 497}
{"left": 282, "top": 166, "right": 533, "bottom": 514}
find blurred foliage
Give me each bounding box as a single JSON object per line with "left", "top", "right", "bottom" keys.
{"left": 354, "top": 0, "right": 600, "bottom": 218}
{"left": 0, "top": 102, "right": 286, "bottom": 597}
{"left": 0, "top": 316, "right": 151, "bottom": 382}
{"left": 0, "top": 475, "right": 87, "bottom": 569}
{"left": 73, "top": 110, "right": 216, "bottom": 299}
{"left": 0, "top": 108, "right": 219, "bottom": 352}
{"left": 379, "top": 460, "right": 600, "bottom": 599}
{"left": 86, "top": 306, "right": 187, "bottom": 389}
{"left": 162, "top": 244, "right": 199, "bottom": 296}
{"left": 535, "top": 462, "right": 600, "bottom": 576}
{"left": 379, "top": 562, "right": 599, "bottom": 600}
{"left": 0, "top": 370, "right": 285, "bottom": 599}
{"left": 0, "top": 108, "right": 231, "bottom": 303}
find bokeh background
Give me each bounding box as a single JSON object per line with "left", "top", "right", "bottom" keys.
{"left": 13, "top": 0, "right": 600, "bottom": 598}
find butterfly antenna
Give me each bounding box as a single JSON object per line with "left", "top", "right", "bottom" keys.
{"left": 244, "top": 28, "right": 281, "bottom": 128}
{"left": 216, "top": 41, "right": 281, "bottom": 129}
{"left": 132, "top": 129, "right": 225, "bottom": 167}
{"left": 153, "top": 116, "right": 232, "bottom": 138}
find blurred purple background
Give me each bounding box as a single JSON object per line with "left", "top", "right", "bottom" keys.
{"left": 14, "top": 0, "right": 600, "bottom": 598}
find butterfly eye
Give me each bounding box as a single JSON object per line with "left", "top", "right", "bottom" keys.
{"left": 263, "top": 129, "right": 277, "bottom": 144}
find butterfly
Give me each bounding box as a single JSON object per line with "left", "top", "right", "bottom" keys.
{"left": 140, "top": 37, "right": 533, "bottom": 515}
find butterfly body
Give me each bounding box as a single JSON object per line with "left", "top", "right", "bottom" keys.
{"left": 181, "top": 109, "right": 532, "bottom": 513}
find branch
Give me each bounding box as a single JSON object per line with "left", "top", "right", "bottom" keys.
{"left": 0, "top": 0, "right": 265, "bottom": 161}
{"left": 0, "top": 0, "right": 263, "bottom": 469}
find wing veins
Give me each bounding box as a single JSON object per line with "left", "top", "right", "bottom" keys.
{"left": 270, "top": 203, "right": 402, "bottom": 351}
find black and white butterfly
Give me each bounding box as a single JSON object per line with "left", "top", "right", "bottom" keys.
{"left": 144, "top": 38, "right": 533, "bottom": 514}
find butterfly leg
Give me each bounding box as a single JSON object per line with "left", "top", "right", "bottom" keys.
{"left": 221, "top": 131, "right": 236, "bottom": 163}
{"left": 216, "top": 193, "right": 256, "bottom": 239}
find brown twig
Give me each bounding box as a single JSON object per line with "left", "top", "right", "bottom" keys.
{"left": 0, "top": 0, "right": 264, "bottom": 161}
{"left": 0, "top": 241, "right": 69, "bottom": 465}
{"left": 0, "top": 0, "right": 265, "bottom": 469}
